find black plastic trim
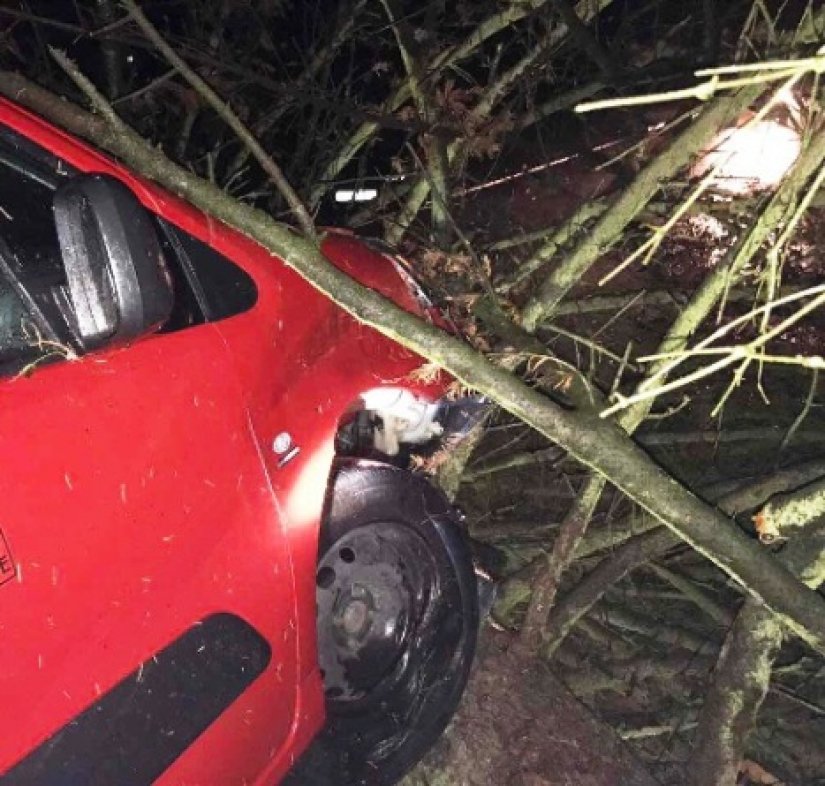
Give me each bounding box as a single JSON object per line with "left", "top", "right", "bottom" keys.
{"left": 2, "top": 613, "right": 272, "bottom": 786}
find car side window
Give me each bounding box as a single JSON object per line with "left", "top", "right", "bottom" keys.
{"left": 0, "top": 125, "right": 257, "bottom": 379}
{"left": 0, "top": 142, "right": 72, "bottom": 376}
{"left": 159, "top": 223, "right": 257, "bottom": 322}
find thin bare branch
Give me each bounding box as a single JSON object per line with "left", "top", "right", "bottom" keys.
{"left": 121, "top": 0, "right": 317, "bottom": 238}
{"left": 520, "top": 85, "right": 764, "bottom": 331}
{"left": 385, "top": 0, "right": 614, "bottom": 244}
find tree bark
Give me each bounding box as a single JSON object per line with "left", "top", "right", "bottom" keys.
{"left": 688, "top": 523, "right": 825, "bottom": 785}
{"left": 688, "top": 600, "right": 783, "bottom": 786}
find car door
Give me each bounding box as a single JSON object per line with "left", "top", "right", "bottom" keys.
{"left": 0, "top": 126, "right": 299, "bottom": 784}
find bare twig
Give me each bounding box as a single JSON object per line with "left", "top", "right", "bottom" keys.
{"left": 576, "top": 48, "right": 825, "bottom": 113}
{"left": 384, "top": 0, "right": 615, "bottom": 244}
{"left": 517, "top": 80, "right": 605, "bottom": 130}
{"left": 309, "top": 0, "right": 564, "bottom": 208}
{"left": 778, "top": 369, "right": 818, "bottom": 458}
{"left": 520, "top": 85, "right": 763, "bottom": 330}
{"left": 602, "top": 127, "right": 825, "bottom": 419}
{"left": 120, "top": 0, "right": 316, "bottom": 238}
{"left": 380, "top": 0, "right": 450, "bottom": 242}
{"left": 225, "top": 0, "right": 369, "bottom": 182}
{"left": 602, "top": 284, "right": 825, "bottom": 419}
{"left": 95, "top": 0, "right": 124, "bottom": 99}
{"left": 495, "top": 199, "right": 609, "bottom": 291}
{"left": 513, "top": 286, "right": 796, "bottom": 316}
{"left": 111, "top": 67, "right": 176, "bottom": 105}
{"left": 0, "top": 6, "right": 87, "bottom": 34}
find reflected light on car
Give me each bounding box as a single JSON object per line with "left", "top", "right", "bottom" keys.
{"left": 284, "top": 437, "right": 336, "bottom": 529}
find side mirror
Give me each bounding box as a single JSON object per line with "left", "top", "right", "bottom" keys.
{"left": 53, "top": 174, "right": 173, "bottom": 351}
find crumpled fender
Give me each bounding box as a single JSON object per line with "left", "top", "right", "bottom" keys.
{"left": 207, "top": 229, "right": 451, "bottom": 684}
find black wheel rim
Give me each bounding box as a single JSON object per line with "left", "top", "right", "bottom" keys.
{"left": 316, "top": 522, "right": 441, "bottom": 708}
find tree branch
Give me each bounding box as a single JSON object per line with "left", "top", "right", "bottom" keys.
{"left": 689, "top": 520, "right": 825, "bottom": 785}
{"left": 224, "top": 0, "right": 369, "bottom": 182}
{"left": 540, "top": 459, "right": 825, "bottom": 656}
{"left": 385, "top": 0, "right": 614, "bottom": 244}
{"left": 15, "top": 66, "right": 825, "bottom": 656}
{"left": 549, "top": 0, "right": 618, "bottom": 79}
{"left": 380, "top": 0, "right": 450, "bottom": 242}
{"left": 519, "top": 85, "right": 764, "bottom": 330}
{"left": 120, "top": 0, "right": 316, "bottom": 238}
{"left": 308, "top": 0, "right": 565, "bottom": 207}
{"left": 520, "top": 477, "right": 606, "bottom": 649}
{"left": 519, "top": 115, "right": 807, "bottom": 645}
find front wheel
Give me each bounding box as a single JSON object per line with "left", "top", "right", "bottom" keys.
{"left": 294, "top": 462, "right": 478, "bottom": 785}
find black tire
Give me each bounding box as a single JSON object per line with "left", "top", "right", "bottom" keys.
{"left": 285, "top": 461, "right": 478, "bottom": 786}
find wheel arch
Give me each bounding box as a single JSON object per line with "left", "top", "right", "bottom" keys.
{"left": 307, "top": 458, "right": 479, "bottom": 785}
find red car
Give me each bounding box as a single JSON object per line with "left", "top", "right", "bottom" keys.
{"left": 0, "top": 97, "right": 480, "bottom": 785}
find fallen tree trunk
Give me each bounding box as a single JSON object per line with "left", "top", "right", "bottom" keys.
{"left": 688, "top": 521, "right": 825, "bottom": 784}
{"left": 539, "top": 457, "right": 825, "bottom": 655}
{"left": 7, "top": 68, "right": 825, "bottom": 656}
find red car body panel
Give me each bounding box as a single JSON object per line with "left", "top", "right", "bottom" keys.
{"left": 0, "top": 97, "right": 443, "bottom": 784}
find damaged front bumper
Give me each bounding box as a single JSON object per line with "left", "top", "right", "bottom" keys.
{"left": 336, "top": 388, "right": 489, "bottom": 463}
